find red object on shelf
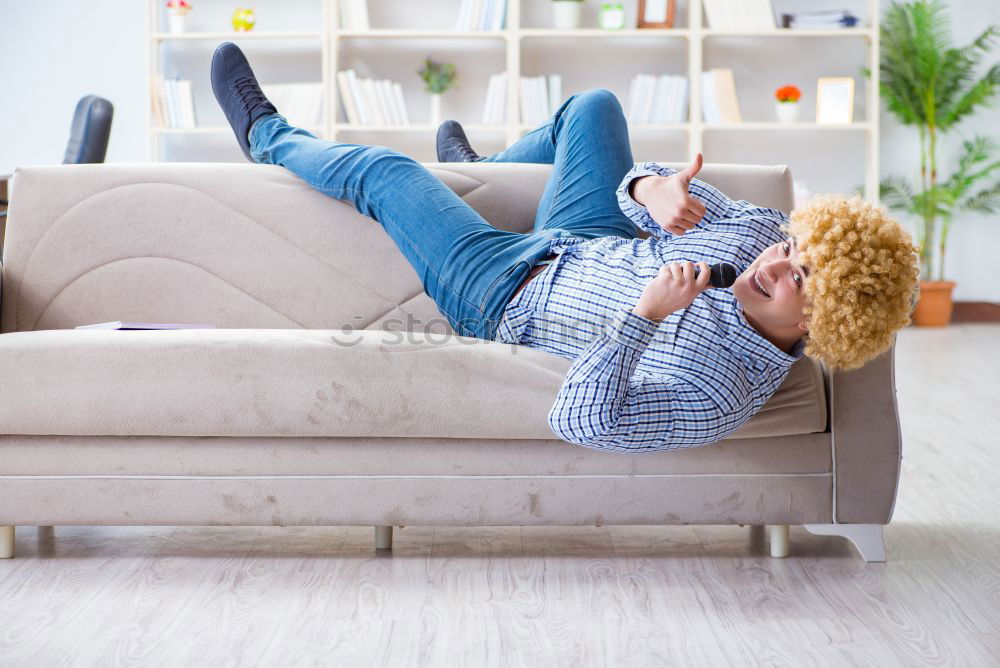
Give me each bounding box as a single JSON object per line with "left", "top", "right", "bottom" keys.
{"left": 775, "top": 85, "right": 802, "bottom": 102}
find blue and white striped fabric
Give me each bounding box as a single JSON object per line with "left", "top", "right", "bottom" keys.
{"left": 494, "top": 162, "right": 805, "bottom": 452}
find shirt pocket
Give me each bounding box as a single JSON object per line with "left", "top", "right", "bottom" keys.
{"left": 661, "top": 306, "right": 693, "bottom": 347}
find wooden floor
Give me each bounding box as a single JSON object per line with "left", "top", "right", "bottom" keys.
{"left": 1, "top": 324, "right": 999, "bottom": 666}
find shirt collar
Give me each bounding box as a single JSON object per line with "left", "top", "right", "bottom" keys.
{"left": 720, "top": 294, "right": 804, "bottom": 369}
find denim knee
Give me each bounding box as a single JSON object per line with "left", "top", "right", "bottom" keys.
{"left": 355, "top": 145, "right": 418, "bottom": 171}
{"left": 569, "top": 88, "right": 624, "bottom": 119}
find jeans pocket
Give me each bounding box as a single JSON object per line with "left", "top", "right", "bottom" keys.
{"left": 479, "top": 261, "right": 530, "bottom": 313}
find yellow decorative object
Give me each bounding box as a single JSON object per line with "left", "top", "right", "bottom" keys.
{"left": 232, "top": 7, "right": 256, "bottom": 32}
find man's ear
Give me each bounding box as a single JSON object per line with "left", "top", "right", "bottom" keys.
{"left": 798, "top": 319, "right": 809, "bottom": 332}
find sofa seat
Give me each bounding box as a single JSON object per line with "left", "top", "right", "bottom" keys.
{"left": 0, "top": 328, "right": 826, "bottom": 440}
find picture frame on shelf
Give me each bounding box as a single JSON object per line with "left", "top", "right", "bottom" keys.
{"left": 638, "top": 0, "right": 675, "bottom": 29}
{"left": 816, "top": 77, "right": 855, "bottom": 124}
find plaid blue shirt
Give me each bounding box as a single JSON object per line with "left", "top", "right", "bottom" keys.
{"left": 494, "top": 162, "right": 806, "bottom": 452}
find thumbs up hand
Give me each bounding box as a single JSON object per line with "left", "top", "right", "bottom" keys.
{"left": 629, "top": 153, "right": 708, "bottom": 236}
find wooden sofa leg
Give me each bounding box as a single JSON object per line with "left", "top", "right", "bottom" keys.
{"left": 0, "top": 526, "right": 13, "bottom": 559}
{"left": 769, "top": 524, "right": 789, "bottom": 558}
{"left": 804, "top": 523, "right": 886, "bottom": 562}
{"left": 374, "top": 526, "right": 393, "bottom": 550}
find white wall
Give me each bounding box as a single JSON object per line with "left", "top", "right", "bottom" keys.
{"left": 1, "top": 0, "right": 998, "bottom": 299}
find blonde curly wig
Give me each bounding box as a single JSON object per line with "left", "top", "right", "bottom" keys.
{"left": 783, "top": 195, "right": 920, "bottom": 372}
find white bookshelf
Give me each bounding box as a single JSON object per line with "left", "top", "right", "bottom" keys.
{"left": 146, "top": 0, "right": 881, "bottom": 200}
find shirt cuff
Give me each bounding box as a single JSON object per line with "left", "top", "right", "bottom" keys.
{"left": 607, "top": 308, "right": 660, "bottom": 355}
{"left": 620, "top": 163, "right": 678, "bottom": 213}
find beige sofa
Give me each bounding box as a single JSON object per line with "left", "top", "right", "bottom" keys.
{"left": 0, "top": 162, "right": 900, "bottom": 562}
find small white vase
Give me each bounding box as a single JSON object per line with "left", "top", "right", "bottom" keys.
{"left": 552, "top": 1, "right": 583, "bottom": 30}
{"left": 775, "top": 102, "right": 800, "bottom": 123}
{"left": 167, "top": 13, "right": 186, "bottom": 34}
{"left": 430, "top": 93, "right": 442, "bottom": 126}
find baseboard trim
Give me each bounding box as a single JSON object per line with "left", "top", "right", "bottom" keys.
{"left": 952, "top": 301, "right": 1000, "bottom": 323}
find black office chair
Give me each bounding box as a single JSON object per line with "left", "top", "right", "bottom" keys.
{"left": 62, "top": 95, "right": 114, "bottom": 165}
{"left": 1, "top": 95, "right": 114, "bottom": 220}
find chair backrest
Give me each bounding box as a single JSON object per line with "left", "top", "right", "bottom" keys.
{"left": 62, "top": 95, "right": 114, "bottom": 165}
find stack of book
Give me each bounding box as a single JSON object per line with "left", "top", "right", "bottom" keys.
{"left": 780, "top": 9, "right": 859, "bottom": 29}
{"left": 153, "top": 75, "right": 197, "bottom": 129}
{"left": 519, "top": 74, "right": 562, "bottom": 125}
{"left": 625, "top": 74, "right": 688, "bottom": 123}
{"left": 259, "top": 83, "right": 324, "bottom": 128}
{"left": 336, "top": 70, "right": 411, "bottom": 126}
{"left": 482, "top": 72, "right": 507, "bottom": 125}
{"left": 455, "top": 0, "right": 508, "bottom": 31}
{"left": 338, "top": 0, "right": 369, "bottom": 30}
{"left": 703, "top": 0, "right": 775, "bottom": 31}
{"left": 700, "top": 69, "right": 742, "bottom": 123}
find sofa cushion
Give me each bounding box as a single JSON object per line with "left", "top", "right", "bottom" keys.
{"left": 0, "top": 328, "right": 825, "bottom": 440}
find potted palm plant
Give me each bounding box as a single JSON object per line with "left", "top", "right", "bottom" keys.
{"left": 873, "top": 0, "right": 1000, "bottom": 326}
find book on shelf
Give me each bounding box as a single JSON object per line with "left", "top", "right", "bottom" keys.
{"left": 455, "top": 0, "right": 507, "bottom": 32}
{"left": 701, "top": 69, "right": 742, "bottom": 123}
{"left": 336, "top": 70, "right": 410, "bottom": 126}
{"left": 338, "top": 0, "right": 370, "bottom": 30}
{"left": 780, "top": 9, "right": 859, "bottom": 29}
{"left": 547, "top": 74, "right": 562, "bottom": 115}
{"left": 519, "top": 75, "right": 562, "bottom": 125}
{"left": 362, "top": 79, "right": 383, "bottom": 125}
{"left": 481, "top": 72, "right": 507, "bottom": 125}
{"left": 625, "top": 74, "right": 688, "bottom": 123}
{"left": 259, "top": 83, "right": 323, "bottom": 128}
{"left": 703, "top": 0, "right": 776, "bottom": 31}
{"left": 153, "top": 74, "right": 197, "bottom": 129}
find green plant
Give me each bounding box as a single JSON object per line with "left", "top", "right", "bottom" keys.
{"left": 868, "top": 0, "right": 1000, "bottom": 280}
{"left": 418, "top": 58, "right": 457, "bottom": 95}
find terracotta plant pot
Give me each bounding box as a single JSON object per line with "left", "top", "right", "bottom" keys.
{"left": 911, "top": 280, "right": 956, "bottom": 327}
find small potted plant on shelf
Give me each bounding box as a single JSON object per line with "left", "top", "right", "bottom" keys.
{"left": 165, "top": 0, "right": 192, "bottom": 34}
{"left": 871, "top": 0, "right": 999, "bottom": 326}
{"left": 418, "top": 58, "right": 457, "bottom": 125}
{"left": 774, "top": 84, "right": 801, "bottom": 123}
{"left": 552, "top": 0, "right": 585, "bottom": 30}
{"left": 599, "top": 2, "right": 626, "bottom": 30}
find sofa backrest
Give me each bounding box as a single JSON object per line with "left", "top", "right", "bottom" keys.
{"left": 1, "top": 162, "right": 792, "bottom": 333}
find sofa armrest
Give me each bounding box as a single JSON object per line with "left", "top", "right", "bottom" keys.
{"left": 829, "top": 339, "right": 902, "bottom": 524}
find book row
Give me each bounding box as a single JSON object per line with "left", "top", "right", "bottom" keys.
{"left": 625, "top": 74, "right": 688, "bottom": 124}
{"left": 704, "top": 0, "right": 860, "bottom": 31}
{"left": 336, "top": 70, "right": 411, "bottom": 126}
{"left": 455, "top": 0, "right": 508, "bottom": 32}
{"left": 519, "top": 75, "right": 561, "bottom": 125}
{"left": 152, "top": 75, "right": 197, "bottom": 129}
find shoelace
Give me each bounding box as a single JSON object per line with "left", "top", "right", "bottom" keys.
{"left": 456, "top": 144, "right": 480, "bottom": 161}
{"left": 232, "top": 76, "right": 271, "bottom": 114}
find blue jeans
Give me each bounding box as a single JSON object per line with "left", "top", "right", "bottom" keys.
{"left": 249, "top": 88, "right": 636, "bottom": 340}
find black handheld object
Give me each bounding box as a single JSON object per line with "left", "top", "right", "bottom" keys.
{"left": 693, "top": 262, "right": 739, "bottom": 288}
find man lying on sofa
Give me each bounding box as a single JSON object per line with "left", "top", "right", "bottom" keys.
{"left": 210, "top": 43, "right": 919, "bottom": 453}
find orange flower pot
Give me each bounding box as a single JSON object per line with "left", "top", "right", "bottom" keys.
{"left": 911, "top": 280, "right": 956, "bottom": 327}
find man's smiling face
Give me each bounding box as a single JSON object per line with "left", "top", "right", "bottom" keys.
{"left": 732, "top": 236, "right": 810, "bottom": 348}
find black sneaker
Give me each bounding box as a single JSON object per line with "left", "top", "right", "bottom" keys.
{"left": 436, "top": 120, "right": 485, "bottom": 162}
{"left": 210, "top": 42, "right": 278, "bottom": 162}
